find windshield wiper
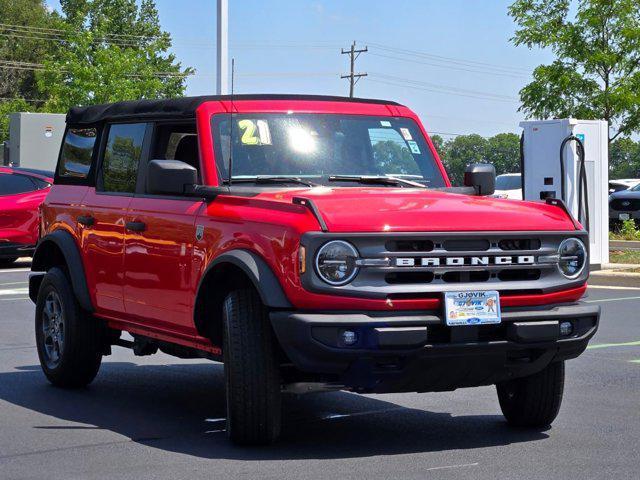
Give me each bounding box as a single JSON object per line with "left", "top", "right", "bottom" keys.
{"left": 227, "top": 176, "right": 319, "bottom": 187}
{"left": 328, "top": 175, "right": 426, "bottom": 188}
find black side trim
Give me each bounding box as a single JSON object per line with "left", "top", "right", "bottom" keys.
{"left": 31, "top": 231, "right": 94, "bottom": 312}
{"left": 293, "top": 197, "right": 328, "bottom": 232}
{"left": 199, "top": 250, "right": 291, "bottom": 308}
{"left": 28, "top": 272, "right": 45, "bottom": 303}
{"left": 546, "top": 198, "right": 580, "bottom": 230}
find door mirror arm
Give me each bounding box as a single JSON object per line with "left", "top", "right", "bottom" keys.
{"left": 184, "top": 184, "right": 230, "bottom": 200}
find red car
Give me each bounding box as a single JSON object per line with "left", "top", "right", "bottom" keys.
{"left": 0, "top": 167, "right": 52, "bottom": 266}
{"left": 30, "top": 95, "right": 599, "bottom": 445}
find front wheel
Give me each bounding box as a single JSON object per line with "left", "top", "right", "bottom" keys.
{"left": 222, "top": 289, "right": 282, "bottom": 445}
{"left": 496, "top": 361, "right": 565, "bottom": 428}
{"left": 35, "top": 267, "right": 103, "bottom": 388}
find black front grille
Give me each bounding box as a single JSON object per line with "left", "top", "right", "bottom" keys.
{"left": 385, "top": 240, "right": 434, "bottom": 252}
{"left": 498, "top": 238, "right": 541, "bottom": 250}
{"left": 611, "top": 198, "right": 640, "bottom": 211}
{"left": 386, "top": 272, "right": 435, "bottom": 284}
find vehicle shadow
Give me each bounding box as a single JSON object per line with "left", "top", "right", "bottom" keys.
{"left": 0, "top": 362, "right": 549, "bottom": 460}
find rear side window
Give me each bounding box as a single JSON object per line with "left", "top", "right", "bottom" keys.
{"left": 59, "top": 128, "right": 97, "bottom": 179}
{"left": 101, "top": 123, "right": 146, "bottom": 193}
{"left": 0, "top": 173, "right": 37, "bottom": 195}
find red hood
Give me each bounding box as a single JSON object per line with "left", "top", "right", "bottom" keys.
{"left": 254, "top": 187, "right": 577, "bottom": 233}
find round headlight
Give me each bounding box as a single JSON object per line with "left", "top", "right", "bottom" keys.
{"left": 558, "top": 238, "right": 587, "bottom": 279}
{"left": 315, "top": 240, "right": 359, "bottom": 285}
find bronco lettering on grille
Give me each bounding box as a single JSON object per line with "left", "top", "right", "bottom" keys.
{"left": 394, "top": 256, "right": 536, "bottom": 267}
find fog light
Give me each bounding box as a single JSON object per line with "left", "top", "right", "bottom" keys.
{"left": 560, "top": 321, "right": 573, "bottom": 336}
{"left": 341, "top": 330, "right": 358, "bottom": 346}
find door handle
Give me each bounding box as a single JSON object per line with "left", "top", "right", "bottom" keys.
{"left": 125, "top": 221, "right": 146, "bottom": 232}
{"left": 77, "top": 215, "right": 95, "bottom": 227}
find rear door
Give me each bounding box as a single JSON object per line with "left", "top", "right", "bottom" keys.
{"left": 80, "top": 123, "right": 150, "bottom": 315}
{"left": 123, "top": 122, "right": 204, "bottom": 334}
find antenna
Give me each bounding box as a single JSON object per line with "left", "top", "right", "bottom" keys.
{"left": 227, "top": 58, "right": 235, "bottom": 186}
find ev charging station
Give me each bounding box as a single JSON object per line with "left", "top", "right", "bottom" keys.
{"left": 520, "top": 119, "right": 609, "bottom": 268}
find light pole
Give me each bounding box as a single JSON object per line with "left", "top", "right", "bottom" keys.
{"left": 216, "top": 0, "right": 229, "bottom": 95}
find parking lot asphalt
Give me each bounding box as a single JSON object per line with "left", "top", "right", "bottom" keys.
{"left": 0, "top": 262, "right": 638, "bottom": 480}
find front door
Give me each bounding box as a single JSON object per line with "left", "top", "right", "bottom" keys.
{"left": 122, "top": 123, "right": 204, "bottom": 334}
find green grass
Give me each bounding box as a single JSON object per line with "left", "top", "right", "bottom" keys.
{"left": 610, "top": 250, "right": 640, "bottom": 265}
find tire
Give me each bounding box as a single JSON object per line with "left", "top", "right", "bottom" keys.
{"left": 0, "top": 257, "right": 18, "bottom": 267}
{"left": 35, "top": 267, "right": 103, "bottom": 388}
{"left": 496, "top": 361, "right": 565, "bottom": 428}
{"left": 222, "top": 289, "right": 282, "bottom": 445}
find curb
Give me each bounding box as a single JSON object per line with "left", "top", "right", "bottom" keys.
{"left": 610, "top": 240, "right": 640, "bottom": 250}
{"left": 590, "top": 264, "right": 640, "bottom": 288}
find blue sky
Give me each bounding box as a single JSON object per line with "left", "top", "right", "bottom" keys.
{"left": 47, "top": 0, "right": 554, "bottom": 138}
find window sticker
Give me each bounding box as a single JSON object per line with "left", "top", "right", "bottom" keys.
{"left": 238, "top": 119, "right": 272, "bottom": 145}
{"left": 256, "top": 120, "right": 272, "bottom": 145}
{"left": 380, "top": 120, "right": 392, "bottom": 127}
{"left": 407, "top": 140, "right": 421, "bottom": 154}
{"left": 400, "top": 128, "right": 413, "bottom": 141}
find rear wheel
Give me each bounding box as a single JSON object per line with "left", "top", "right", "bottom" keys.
{"left": 497, "top": 361, "right": 565, "bottom": 428}
{"left": 222, "top": 289, "right": 282, "bottom": 445}
{"left": 35, "top": 267, "right": 103, "bottom": 388}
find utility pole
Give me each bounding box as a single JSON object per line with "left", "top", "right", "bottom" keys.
{"left": 341, "top": 41, "right": 368, "bottom": 97}
{"left": 216, "top": 0, "right": 229, "bottom": 95}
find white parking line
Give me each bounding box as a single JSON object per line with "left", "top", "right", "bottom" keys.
{"left": 0, "top": 297, "right": 29, "bottom": 302}
{"left": 0, "top": 282, "right": 28, "bottom": 287}
{"left": 589, "top": 285, "right": 640, "bottom": 291}
{"left": 0, "top": 288, "right": 28, "bottom": 296}
{"left": 586, "top": 296, "right": 640, "bottom": 304}
{"left": 425, "top": 462, "right": 479, "bottom": 472}
{"left": 0, "top": 268, "right": 31, "bottom": 273}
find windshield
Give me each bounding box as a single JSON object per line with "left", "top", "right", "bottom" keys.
{"left": 496, "top": 174, "right": 521, "bottom": 191}
{"left": 631, "top": 183, "right": 640, "bottom": 192}
{"left": 211, "top": 114, "right": 446, "bottom": 187}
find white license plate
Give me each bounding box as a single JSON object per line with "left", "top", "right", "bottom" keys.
{"left": 444, "top": 291, "right": 501, "bottom": 326}
{"left": 619, "top": 213, "right": 631, "bottom": 220}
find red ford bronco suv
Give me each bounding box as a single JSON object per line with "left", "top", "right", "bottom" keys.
{"left": 30, "top": 94, "right": 599, "bottom": 445}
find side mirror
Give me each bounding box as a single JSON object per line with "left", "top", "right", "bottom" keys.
{"left": 146, "top": 159, "right": 197, "bottom": 196}
{"left": 464, "top": 163, "right": 495, "bottom": 196}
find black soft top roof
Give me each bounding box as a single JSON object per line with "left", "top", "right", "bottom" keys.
{"left": 66, "top": 94, "right": 403, "bottom": 126}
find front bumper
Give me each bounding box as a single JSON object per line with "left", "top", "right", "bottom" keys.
{"left": 270, "top": 302, "right": 600, "bottom": 393}
{"left": 609, "top": 209, "right": 640, "bottom": 221}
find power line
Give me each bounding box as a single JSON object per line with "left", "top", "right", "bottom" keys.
{"left": 365, "top": 41, "right": 532, "bottom": 74}
{"left": 369, "top": 51, "right": 530, "bottom": 79}
{"left": 341, "top": 41, "right": 368, "bottom": 97}
{"left": 369, "top": 73, "right": 519, "bottom": 102}
{"left": 367, "top": 78, "right": 518, "bottom": 103}
{"left": 0, "top": 59, "right": 191, "bottom": 78}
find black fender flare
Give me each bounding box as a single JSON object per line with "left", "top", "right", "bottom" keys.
{"left": 31, "top": 230, "right": 94, "bottom": 312}
{"left": 198, "top": 249, "right": 292, "bottom": 309}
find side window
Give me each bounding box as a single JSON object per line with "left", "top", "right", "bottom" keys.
{"left": 101, "top": 123, "right": 147, "bottom": 193}
{"left": 0, "top": 173, "right": 37, "bottom": 195}
{"left": 150, "top": 123, "right": 199, "bottom": 172}
{"left": 368, "top": 128, "right": 421, "bottom": 176}
{"left": 59, "top": 128, "right": 97, "bottom": 179}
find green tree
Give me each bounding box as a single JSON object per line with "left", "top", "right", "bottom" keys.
{"left": 37, "top": 0, "right": 193, "bottom": 111}
{"left": 441, "top": 134, "right": 488, "bottom": 185}
{"left": 509, "top": 0, "right": 640, "bottom": 142}
{"left": 609, "top": 137, "right": 640, "bottom": 179}
{"left": 484, "top": 133, "right": 521, "bottom": 175}
{"left": 0, "top": 0, "right": 56, "bottom": 142}
{"left": 0, "top": 0, "right": 55, "bottom": 101}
